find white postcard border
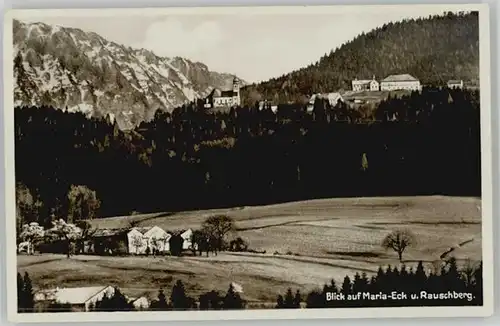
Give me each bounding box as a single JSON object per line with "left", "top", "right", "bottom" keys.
{"left": 3, "top": 3, "right": 494, "bottom": 323}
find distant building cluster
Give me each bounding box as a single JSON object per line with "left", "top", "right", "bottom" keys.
{"left": 204, "top": 77, "right": 241, "bottom": 109}
{"left": 352, "top": 74, "right": 465, "bottom": 92}
{"left": 351, "top": 74, "right": 422, "bottom": 92}
{"left": 20, "top": 225, "right": 195, "bottom": 257}
{"left": 307, "top": 92, "right": 344, "bottom": 112}
{"left": 352, "top": 76, "right": 380, "bottom": 92}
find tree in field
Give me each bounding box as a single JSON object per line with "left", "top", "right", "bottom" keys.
{"left": 277, "top": 288, "right": 302, "bottom": 309}
{"left": 67, "top": 185, "right": 101, "bottom": 223}
{"left": 382, "top": 229, "right": 416, "bottom": 262}
{"left": 16, "top": 183, "right": 33, "bottom": 234}
{"left": 169, "top": 234, "right": 184, "bottom": 257}
{"left": 201, "top": 215, "right": 235, "bottom": 251}
{"left": 47, "top": 219, "right": 82, "bottom": 258}
{"left": 190, "top": 230, "right": 204, "bottom": 256}
{"left": 16, "top": 183, "right": 43, "bottom": 234}
{"left": 131, "top": 235, "right": 144, "bottom": 255}
{"left": 92, "top": 287, "right": 134, "bottom": 311}
{"left": 75, "top": 220, "right": 96, "bottom": 254}
{"left": 199, "top": 290, "right": 224, "bottom": 310}
{"left": 191, "top": 229, "right": 218, "bottom": 257}
{"left": 229, "top": 237, "right": 248, "bottom": 252}
{"left": 222, "top": 283, "right": 245, "bottom": 309}
{"left": 170, "top": 280, "right": 196, "bottom": 310}
{"left": 17, "top": 272, "right": 34, "bottom": 313}
{"left": 19, "top": 222, "right": 45, "bottom": 255}
{"left": 150, "top": 237, "right": 160, "bottom": 257}
{"left": 149, "top": 289, "right": 169, "bottom": 310}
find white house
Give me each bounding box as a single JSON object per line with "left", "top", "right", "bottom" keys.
{"left": 143, "top": 226, "right": 171, "bottom": 253}
{"left": 34, "top": 286, "right": 115, "bottom": 312}
{"left": 181, "top": 229, "right": 194, "bottom": 250}
{"left": 380, "top": 74, "right": 422, "bottom": 91}
{"left": 307, "top": 92, "right": 344, "bottom": 112}
{"left": 205, "top": 77, "right": 241, "bottom": 109}
{"left": 130, "top": 296, "right": 150, "bottom": 310}
{"left": 352, "top": 77, "right": 379, "bottom": 92}
{"left": 447, "top": 80, "right": 464, "bottom": 89}
{"left": 127, "top": 228, "right": 147, "bottom": 255}
{"left": 127, "top": 226, "right": 171, "bottom": 255}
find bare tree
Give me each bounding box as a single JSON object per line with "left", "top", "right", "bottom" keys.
{"left": 150, "top": 237, "right": 159, "bottom": 257}
{"left": 381, "top": 229, "right": 416, "bottom": 262}
{"left": 131, "top": 235, "right": 144, "bottom": 255}
{"left": 201, "top": 215, "right": 235, "bottom": 252}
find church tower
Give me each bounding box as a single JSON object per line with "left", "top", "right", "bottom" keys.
{"left": 232, "top": 77, "right": 241, "bottom": 106}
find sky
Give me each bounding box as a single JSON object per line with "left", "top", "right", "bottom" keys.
{"left": 19, "top": 7, "right": 455, "bottom": 83}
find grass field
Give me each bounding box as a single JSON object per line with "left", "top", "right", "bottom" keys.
{"left": 17, "top": 196, "right": 482, "bottom": 307}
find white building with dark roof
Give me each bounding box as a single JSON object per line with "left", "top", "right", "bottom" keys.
{"left": 204, "top": 77, "right": 241, "bottom": 108}
{"left": 127, "top": 226, "right": 171, "bottom": 255}
{"left": 352, "top": 76, "right": 380, "bottom": 92}
{"left": 34, "top": 286, "right": 115, "bottom": 312}
{"left": 447, "top": 79, "right": 464, "bottom": 89}
{"left": 380, "top": 74, "right": 422, "bottom": 91}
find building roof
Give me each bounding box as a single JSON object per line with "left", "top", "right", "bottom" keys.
{"left": 35, "top": 286, "right": 112, "bottom": 304}
{"left": 381, "top": 74, "right": 419, "bottom": 82}
{"left": 133, "top": 227, "right": 154, "bottom": 234}
{"left": 219, "top": 90, "right": 237, "bottom": 98}
{"left": 168, "top": 228, "right": 192, "bottom": 237}
{"left": 352, "top": 80, "right": 375, "bottom": 85}
{"left": 93, "top": 228, "right": 129, "bottom": 237}
{"left": 309, "top": 92, "right": 343, "bottom": 104}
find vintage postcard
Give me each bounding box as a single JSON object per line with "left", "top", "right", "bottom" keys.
{"left": 3, "top": 4, "right": 493, "bottom": 323}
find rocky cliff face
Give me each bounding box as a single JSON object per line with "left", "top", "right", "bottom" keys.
{"left": 13, "top": 19, "right": 243, "bottom": 129}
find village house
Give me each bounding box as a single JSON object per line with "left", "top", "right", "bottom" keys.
{"left": 34, "top": 285, "right": 115, "bottom": 312}
{"left": 380, "top": 74, "right": 422, "bottom": 91}
{"left": 89, "top": 228, "right": 131, "bottom": 255}
{"left": 258, "top": 100, "right": 278, "bottom": 113}
{"left": 127, "top": 226, "right": 171, "bottom": 255}
{"left": 447, "top": 79, "right": 464, "bottom": 89}
{"left": 307, "top": 92, "right": 344, "bottom": 112}
{"left": 181, "top": 228, "right": 195, "bottom": 250}
{"left": 129, "top": 296, "right": 150, "bottom": 310}
{"left": 351, "top": 76, "right": 380, "bottom": 92}
{"left": 204, "top": 77, "right": 241, "bottom": 109}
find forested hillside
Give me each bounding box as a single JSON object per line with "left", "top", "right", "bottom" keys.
{"left": 241, "top": 12, "right": 479, "bottom": 104}
{"left": 15, "top": 87, "right": 480, "bottom": 227}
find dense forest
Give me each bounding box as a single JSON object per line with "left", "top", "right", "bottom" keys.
{"left": 241, "top": 11, "right": 479, "bottom": 104}
{"left": 14, "top": 85, "right": 480, "bottom": 226}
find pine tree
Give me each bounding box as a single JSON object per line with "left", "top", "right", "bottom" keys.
{"left": 275, "top": 295, "right": 284, "bottom": 309}
{"left": 22, "top": 272, "right": 34, "bottom": 312}
{"left": 341, "top": 276, "right": 352, "bottom": 297}
{"left": 223, "top": 284, "right": 245, "bottom": 309}
{"left": 150, "top": 289, "right": 169, "bottom": 310}
{"left": 170, "top": 280, "right": 190, "bottom": 310}
{"left": 293, "top": 290, "right": 302, "bottom": 308}
{"left": 283, "top": 288, "right": 295, "bottom": 308}
{"left": 17, "top": 273, "right": 25, "bottom": 313}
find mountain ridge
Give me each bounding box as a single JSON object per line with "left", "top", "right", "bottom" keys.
{"left": 13, "top": 19, "right": 245, "bottom": 130}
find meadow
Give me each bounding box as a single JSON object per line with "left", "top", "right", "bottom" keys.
{"left": 17, "top": 196, "right": 482, "bottom": 307}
